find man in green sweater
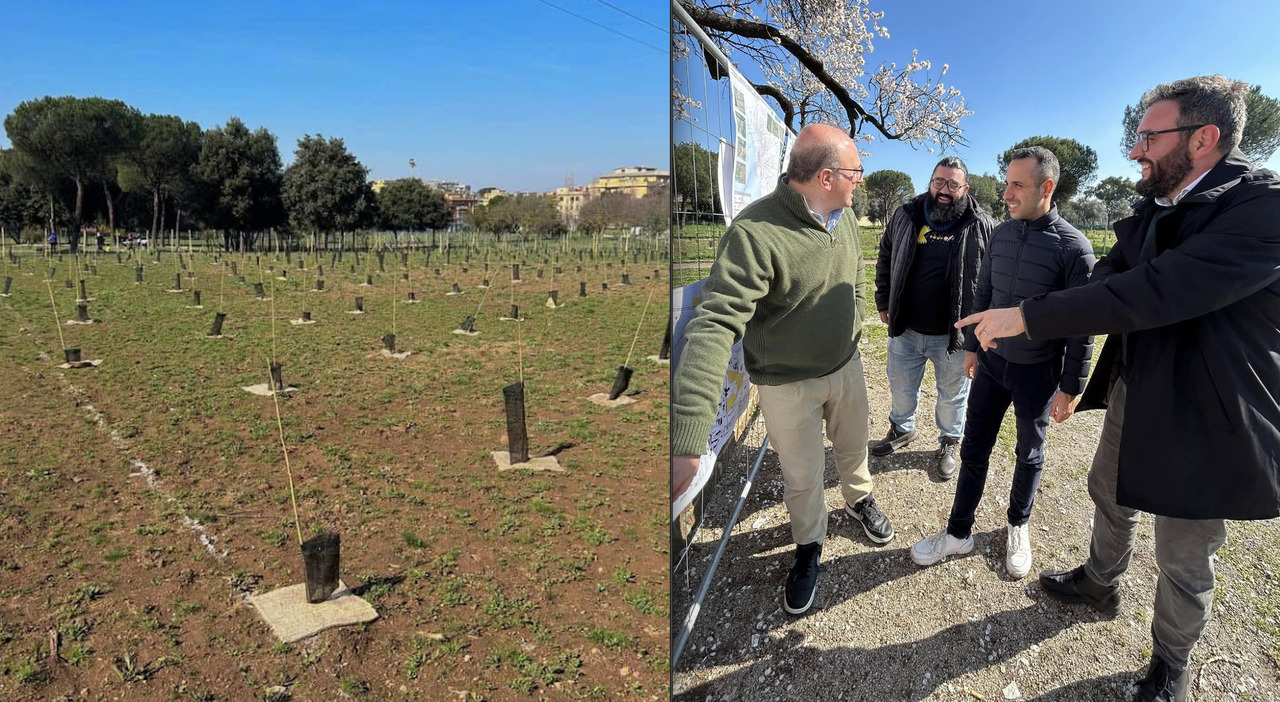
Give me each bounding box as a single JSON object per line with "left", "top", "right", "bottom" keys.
{"left": 671, "top": 123, "right": 893, "bottom": 615}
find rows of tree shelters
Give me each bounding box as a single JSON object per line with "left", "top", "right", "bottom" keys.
{"left": 855, "top": 87, "right": 1280, "bottom": 247}
{"left": 0, "top": 95, "right": 664, "bottom": 253}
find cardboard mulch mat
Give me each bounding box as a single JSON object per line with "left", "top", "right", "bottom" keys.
{"left": 491, "top": 452, "right": 565, "bottom": 473}
{"left": 249, "top": 580, "right": 378, "bottom": 643}
{"left": 586, "top": 393, "right": 637, "bottom": 407}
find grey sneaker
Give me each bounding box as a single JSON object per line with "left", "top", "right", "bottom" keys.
{"left": 938, "top": 438, "right": 959, "bottom": 479}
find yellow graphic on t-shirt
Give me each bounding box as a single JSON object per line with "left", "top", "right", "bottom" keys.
{"left": 917, "top": 224, "right": 956, "bottom": 245}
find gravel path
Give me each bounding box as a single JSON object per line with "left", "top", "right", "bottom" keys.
{"left": 672, "top": 323, "right": 1280, "bottom": 701}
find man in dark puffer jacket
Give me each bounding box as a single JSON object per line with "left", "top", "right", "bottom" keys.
{"left": 872, "top": 156, "right": 995, "bottom": 479}
{"left": 910, "top": 146, "right": 1095, "bottom": 583}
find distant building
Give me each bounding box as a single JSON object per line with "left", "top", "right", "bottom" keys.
{"left": 587, "top": 166, "right": 669, "bottom": 199}
{"left": 370, "top": 179, "right": 389, "bottom": 194}
{"left": 553, "top": 186, "right": 589, "bottom": 231}
{"left": 446, "top": 193, "right": 478, "bottom": 225}
{"left": 425, "top": 180, "right": 471, "bottom": 197}
{"left": 477, "top": 187, "right": 506, "bottom": 207}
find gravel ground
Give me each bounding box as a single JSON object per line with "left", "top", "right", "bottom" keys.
{"left": 672, "top": 325, "right": 1280, "bottom": 701}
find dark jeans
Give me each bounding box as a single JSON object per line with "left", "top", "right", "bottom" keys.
{"left": 947, "top": 350, "right": 1059, "bottom": 539}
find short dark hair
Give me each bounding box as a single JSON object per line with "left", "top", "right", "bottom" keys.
{"left": 1007, "top": 146, "right": 1059, "bottom": 192}
{"left": 1141, "top": 75, "right": 1249, "bottom": 154}
{"left": 933, "top": 156, "right": 968, "bottom": 181}
{"left": 786, "top": 139, "right": 841, "bottom": 183}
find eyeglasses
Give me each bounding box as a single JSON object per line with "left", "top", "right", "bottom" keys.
{"left": 834, "top": 167, "right": 864, "bottom": 181}
{"left": 1135, "top": 124, "right": 1207, "bottom": 152}
{"left": 930, "top": 177, "right": 967, "bottom": 192}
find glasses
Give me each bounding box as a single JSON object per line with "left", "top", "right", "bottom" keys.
{"left": 930, "top": 177, "right": 967, "bottom": 192}
{"left": 834, "top": 167, "right": 864, "bottom": 181}
{"left": 1135, "top": 124, "right": 1207, "bottom": 152}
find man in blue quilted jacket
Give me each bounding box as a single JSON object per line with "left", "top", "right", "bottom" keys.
{"left": 910, "top": 146, "right": 1095, "bottom": 581}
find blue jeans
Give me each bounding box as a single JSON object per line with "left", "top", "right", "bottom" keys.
{"left": 947, "top": 350, "right": 1058, "bottom": 539}
{"left": 886, "top": 329, "right": 970, "bottom": 441}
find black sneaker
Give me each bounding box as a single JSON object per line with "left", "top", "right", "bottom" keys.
{"left": 870, "top": 426, "right": 917, "bottom": 457}
{"left": 1038, "top": 565, "right": 1121, "bottom": 613}
{"left": 1133, "top": 656, "right": 1189, "bottom": 702}
{"left": 783, "top": 541, "right": 822, "bottom": 615}
{"left": 845, "top": 494, "right": 895, "bottom": 544}
{"left": 938, "top": 438, "right": 960, "bottom": 479}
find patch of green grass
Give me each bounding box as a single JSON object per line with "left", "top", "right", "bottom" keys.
{"left": 489, "top": 646, "right": 582, "bottom": 694}
{"left": 102, "top": 548, "right": 131, "bottom": 563}
{"left": 338, "top": 676, "right": 369, "bottom": 696}
{"left": 401, "top": 531, "right": 427, "bottom": 549}
{"left": 623, "top": 587, "right": 666, "bottom": 617}
{"left": 571, "top": 514, "right": 612, "bottom": 546}
{"left": 586, "top": 627, "right": 634, "bottom": 651}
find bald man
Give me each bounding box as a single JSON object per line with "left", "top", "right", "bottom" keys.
{"left": 672, "top": 124, "right": 894, "bottom": 615}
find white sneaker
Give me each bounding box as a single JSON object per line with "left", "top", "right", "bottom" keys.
{"left": 910, "top": 528, "right": 974, "bottom": 566}
{"left": 1006, "top": 522, "right": 1032, "bottom": 578}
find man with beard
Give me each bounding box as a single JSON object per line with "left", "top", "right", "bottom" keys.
{"left": 672, "top": 124, "right": 894, "bottom": 616}
{"left": 959, "top": 75, "right": 1280, "bottom": 702}
{"left": 872, "top": 157, "right": 995, "bottom": 478}
{"left": 911, "top": 147, "right": 1095, "bottom": 581}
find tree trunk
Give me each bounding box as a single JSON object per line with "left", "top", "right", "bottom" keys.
{"left": 102, "top": 181, "right": 117, "bottom": 232}
{"left": 152, "top": 189, "right": 161, "bottom": 237}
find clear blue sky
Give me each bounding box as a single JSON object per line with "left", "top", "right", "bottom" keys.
{"left": 0, "top": 0, "right": 667, "bottom": 193}
{"left": 677, "top": 0, "right": 1280, "bottom": 194}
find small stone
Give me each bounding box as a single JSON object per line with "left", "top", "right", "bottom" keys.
{"left": 1003, "top": 681, "right": 1021, "bottom": 699}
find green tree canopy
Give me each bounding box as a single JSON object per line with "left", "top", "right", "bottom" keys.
{"left": 4, "top": 96, "right": 140, "bottom": 240}
{"left": 1122, "top": 85, "right": 1280, "bottom": 165}
{"left": 377, "top": 178, "right": 450, "bottom": 234}
{"left": 1088, "top": 175, "right": 1137, "bottom": 228}
{"left": 997, "top": 136, "right": 1098, "bottom": 205}
{"left": 1058, "top": 196, "right": 1105, "bottom": 229}
{"left": 673, "top": 141, "right": 720, "bottom": 221}
{"left": 862, "top": 169, "right": 914, "bottom": 225}
{"left": 117, "top": 114, "right": 203, "bottom": 237}
{"left": 193, "top": 117, "right": 284, "bottom": 248}
{"left": 281, "top": 134, "right": 373, "bottom": 246}
{"left": 966, "top": 173, "right": 1004, "bottom": 220}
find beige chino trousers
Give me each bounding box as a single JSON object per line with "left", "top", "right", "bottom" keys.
{"left": 756, "top": 352, "right": 872, "bottom": 546}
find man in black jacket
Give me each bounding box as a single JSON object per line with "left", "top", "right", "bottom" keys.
{"left": 911, "top": 147, "right": 1095, "bottom": 581}
{"left": 872, "top": 157, "right": 995, "bottom": 478}
{"left": 960, "top": 75, "right": 1280, "bottom": 702}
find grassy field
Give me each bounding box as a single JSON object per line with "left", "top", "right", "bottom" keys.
{"left": 0, "top": 238, "right": 670, "bottom": 700}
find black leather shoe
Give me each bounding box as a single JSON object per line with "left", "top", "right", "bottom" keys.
{"left": 937, "top": 438, "right": 959, "bottom": 479}
{"left": 1038, "top": 565, "right": 1120, "bottom": 613}
{"left": 1133, "top": 657, "right": 1188, "bottom": 702}
{"left": 783, "top": 541, "right": 822, "bottom": 615}
{"left": 870, "top": 426, "right": 917, "bottom": 457}
{"left": 845, "top": 494, "right": 895, "bottom": 544}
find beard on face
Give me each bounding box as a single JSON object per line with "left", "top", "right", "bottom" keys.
{"left": 927, "top": 189, "right": 969, "bottom": 225}
{"left": 1135, "top": 141, "right": 1194, "bottom": 199}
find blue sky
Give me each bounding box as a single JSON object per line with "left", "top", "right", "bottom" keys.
{"left": 676, "top": 0, "right": 1280, "bottom": 194}
{"left": 0, "top": 0, "right": 667, "bottom": 192}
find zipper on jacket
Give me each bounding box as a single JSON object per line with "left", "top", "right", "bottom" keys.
{"left": 1008, "top": 220, "right": 1028, "bottom": 308}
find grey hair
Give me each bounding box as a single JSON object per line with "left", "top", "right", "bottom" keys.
{"left": 786, "top": 139, "right": 841, "bottom": 183}
{"left": 1140, "top": 75, "right": 1249, "bottom": 154}
{"left": 933, "top": 156, "right": 968, "bottom": 181}
{"left": 1008, "top": 146, "right": 1059, "bottom": 192}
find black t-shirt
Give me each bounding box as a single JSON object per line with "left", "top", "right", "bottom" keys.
{"left": 898, "top": 223, "right": 956, "bottom": 335}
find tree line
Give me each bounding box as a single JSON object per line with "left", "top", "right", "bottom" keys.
{"left": 0, "top": 95, "right": 667, "bottom": 252}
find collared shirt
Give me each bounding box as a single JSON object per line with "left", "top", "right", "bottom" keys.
{"left": 1155, "top": 170, "right": 1210, "bottom": 207}
{"left": 782, "top": 174, "right": 845, "bottom": 232}
{"left": 809, "top": 207, "right": 844, "bottom": 233}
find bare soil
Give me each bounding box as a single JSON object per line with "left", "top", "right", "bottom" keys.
{"left": 0, "top": 245, "right": 669, "bottom": 701}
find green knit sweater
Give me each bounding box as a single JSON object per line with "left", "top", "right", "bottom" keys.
{"left": 671, "top": 178, "right": 866, "bottom": 456}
